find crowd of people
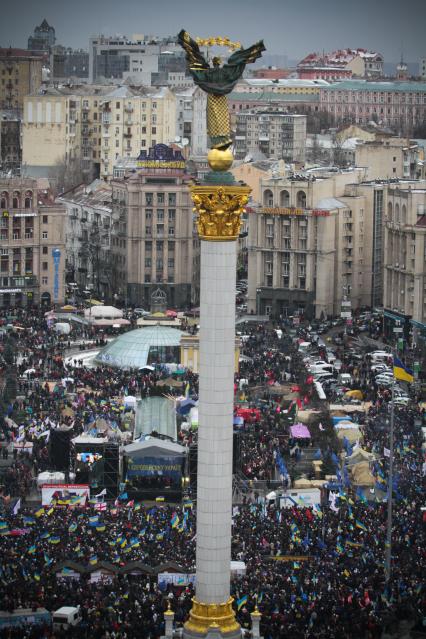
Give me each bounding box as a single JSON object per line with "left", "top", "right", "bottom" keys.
{"left": 0, "top": 308, "right": 425, "bottom": 638}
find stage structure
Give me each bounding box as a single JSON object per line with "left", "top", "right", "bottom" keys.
{"left": 178, "top": 29, "right": 265, "bottom": 639}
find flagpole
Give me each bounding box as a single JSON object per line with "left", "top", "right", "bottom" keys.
{"left": 385, "top": 354, "right": 395, "bottom": 582}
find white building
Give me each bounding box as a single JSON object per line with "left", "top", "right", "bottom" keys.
{"left": 88, "top": 34, "right": 182, "bottom": 84}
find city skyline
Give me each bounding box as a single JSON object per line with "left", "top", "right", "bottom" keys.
{"left": 1, "top": 0, "right": 425, "bottom": 63}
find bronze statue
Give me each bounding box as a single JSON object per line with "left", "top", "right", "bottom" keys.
{"left": 178, "top": 30, "right": 265, "bottom": 150}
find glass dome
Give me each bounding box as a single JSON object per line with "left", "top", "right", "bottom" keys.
{"left": 94, "top": 325, "right": 185, "bottom": 370}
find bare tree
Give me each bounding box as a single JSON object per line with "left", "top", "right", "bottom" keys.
{"left": 48, "top": 156, "right": 92, "bottom": 195}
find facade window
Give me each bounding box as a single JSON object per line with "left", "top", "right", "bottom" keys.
{"left": 157, "top": 209, "right": 164, "bottom": 221}
{"left": 42, "top": 231, "right": 48, "bottom": 239}
{"left": 42, "top": 261, "right": 48, "bottom": 271}
{"left": 145, "top": 210, "right": 152, "bottom": 220}
{"left": 43, "top": 215, "right": 48, "bottom": 223}
{"left": 145, "top": 193, "right": 153, "bottom": 205}
{"left": 156, "top": 241, "right": 163, "bottom": 251}
{"left": 42, "top": 276, "right": 48, "bottom": 285}
{"left": 42, "top": 246, "right": 48, "bottom": 254}
{"left": 145, "top": 258, "right": 151, "bottom": 268}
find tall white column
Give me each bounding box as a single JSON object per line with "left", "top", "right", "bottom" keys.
{"left": 196, "top": 239, "right": 236, "bottom": 604}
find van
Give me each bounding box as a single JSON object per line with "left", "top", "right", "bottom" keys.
{"left": 52, "top": 607, "right": 82, "bottom": 631}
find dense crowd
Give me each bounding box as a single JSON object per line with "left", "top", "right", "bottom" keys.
{"left": 0, "top": 308, "right": 425, "bottom": 638}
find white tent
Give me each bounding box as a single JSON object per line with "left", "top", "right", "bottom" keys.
{"left": 84, "top": 305, "right": 123, "bottom": 320}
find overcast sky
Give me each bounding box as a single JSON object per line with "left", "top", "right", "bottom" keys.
{"left": 1, "top": 0, "right": 425, "bottom": 62}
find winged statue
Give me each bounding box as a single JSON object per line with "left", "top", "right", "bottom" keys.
{"left": 178, "top": 29, "right": 265, "bottom": 149}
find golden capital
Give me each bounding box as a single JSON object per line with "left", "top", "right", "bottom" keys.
{"left": 184, "top": 597, "right": 240, "bottom": 635}
{"left": 191, "top": 184, "right": 251, "bottom": 242}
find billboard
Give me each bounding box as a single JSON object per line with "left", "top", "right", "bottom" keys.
{"left": 41, "top": 484, "right": 90, "bottom": 506}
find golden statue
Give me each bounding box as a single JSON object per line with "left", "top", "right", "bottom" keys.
{"left": 178, "top": 30, "right": 265, "bottom": 154}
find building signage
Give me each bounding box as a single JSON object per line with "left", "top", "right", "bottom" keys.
{"left": 261, "top": 207, "right": 330, "bottom": 217}
{"left": 52, "top": 248, "right": 61, "bottom": 302}
{"left": 136, "top": 143, "right": 186, "bottom": 169}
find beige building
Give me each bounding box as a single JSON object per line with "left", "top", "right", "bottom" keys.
{"left": 355, "top": 138, "right": 423, "bottom": 180}
{"left": 383, "top": 181, "right": 426, "bottom": 349}
{"left": 0, "top": 48, "right": 43, "bottom": 113}
{"left": 246, "top": 167, "right": 383, "bottom": 319}
{"left": 0, "top": 178, "right": 66, "bottom": 309}
{"left": 111, "top": 144, "right": 197, "bottom": 309}
{"left": 22, "top": 85, "right": 177, "bottom": 179}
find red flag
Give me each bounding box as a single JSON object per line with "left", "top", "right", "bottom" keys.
{"left": 305, "top": 508, "right": 313, "bottom": 521}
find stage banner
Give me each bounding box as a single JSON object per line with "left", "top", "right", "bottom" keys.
{"left": 158, "top": 572, "right": 196, "bottom": 588}
{"left": 127, "top": 456, "right": 182, "bottom": 478}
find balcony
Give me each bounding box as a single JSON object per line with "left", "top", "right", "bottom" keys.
{"left": 124, "top": 105, "right": 133, "bottom": 113}
{"left": 124, "top": 132, "right": 132, "bottom": 138}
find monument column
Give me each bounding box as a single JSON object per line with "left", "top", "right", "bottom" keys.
{"left": 183, "top": 177, "right": 250, "bottom": 639}
{"left": 177, "top": 29, "right": 265, "bottom": 639}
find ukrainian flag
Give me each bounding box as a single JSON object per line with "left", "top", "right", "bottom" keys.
{"left": 237, "top": 595, "right": 248, "bottom": 610}
{"left": 89, "top": 555, "right": 98, "bottom": 565}
{"left": 393, "top": 357, "right": 414, "bottom": 383}
{"left": 355, "top": 520, "right": 367, "bottom": 532}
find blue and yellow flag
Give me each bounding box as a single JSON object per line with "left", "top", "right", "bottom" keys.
{"left": 171, "top": 514, "right": 180, "bottom": 529}
{"left": 237, "top": 595, "right": 248, "bottom": 610}
{"left": 89, "top": 555, "right": 98, "bottom": 565}
{"left": 35, "top": 508, "right": 44, "bottom": 518}
{"left": 393, "top": 357, "right": 413, "bottom": 383}
{"left": 355, "top": 519, "right": 367, "bottom": 532}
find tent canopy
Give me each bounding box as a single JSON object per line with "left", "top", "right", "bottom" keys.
{"left": 84, "top": 305, "right": 123, "bottom": 319}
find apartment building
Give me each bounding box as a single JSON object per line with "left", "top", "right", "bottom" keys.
{"left": 88, "top": 34, "right": 181, "bottom": 84}
{"left": 57, "top": 179, "right": 127, "bottom": 302}
{"left": 22, "top": 85, "right": 177, "bottom": 179}
{"left": 355, "top": 138, "right": 424, "bottom": 180}
{"left": 246, "top": 168, "right": 378, "bottom": 319}
{"left": 0, "top": 178, "right": 66, "bottom": 309}
{"left": 0, "top": 112, "right": 21, "bottom": 172}
{"left": 0, "top": 48, "right": 43, "bottom": 114}
{"left": 234, "top": 111, "right": 306, "bottom": 162}
{"left": 111, "top": 144, "right": 196, "bottom": 309}
{"left": 319, "top": 81, "right": 426, "bottom": 133}
{"left": 383, "top": 181, "right": 426, "bottom": 349}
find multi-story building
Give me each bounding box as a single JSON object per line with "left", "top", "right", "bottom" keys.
{"left": 234, "top": 111, "right": 306, "bottom": 163}
{"left": 383, "top": 181, "right": 426, "bottom": 351}
{"left": 175, "top": 87, "right": 195, "bottom": 151}
{"left": 319, "top": 81, "right": 426, "bottom": 133}
{"left": 355, "top": 138, "right": 424, "bottom": 180}
{"left": 88, "top": 34, "right": 181, "bottom": 84}
{"left": 50, "top": 46, "right": 89, "bottom": 80}
{"left": 0, "top": 112, "right": 21, "bottom": 172}
{"left": 420, "top": 57, "right": 426, "bottom": 81}
{"left": 251, "top": 68, "right": 290, "bottom": 80}
{"left": 27, "top": 19, "right": 56, "bottom": 52}
{"left": 22, "top": 85, "right": 177, "bottom": 179}
{"left": 0, "top": 178, "right": 66, "bottom": 309}
{"left": 0, "top": 48, "right": 43, "bottom": 114}
{"left": 244, "top": 167, "right": 385, "bottom": 319}
{"left": 191, "top": 87, "right": 208, "bottom": 159}
{"left": 298, "top": 49, "right": 384, "bottom": 79}
{"left": 57, "top": 179, "right": 126, "bottom": 302}
{"left": 111, "top": 144, "right": 196, "bottom": 309}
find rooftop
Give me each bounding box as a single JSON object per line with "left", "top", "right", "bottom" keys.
{"left": 323, "top": 80, "right": 426, "bottom": 92}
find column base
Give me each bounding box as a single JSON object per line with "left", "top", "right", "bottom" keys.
{"left": 183, "top": 597, "right": 241, "bottom": 639}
